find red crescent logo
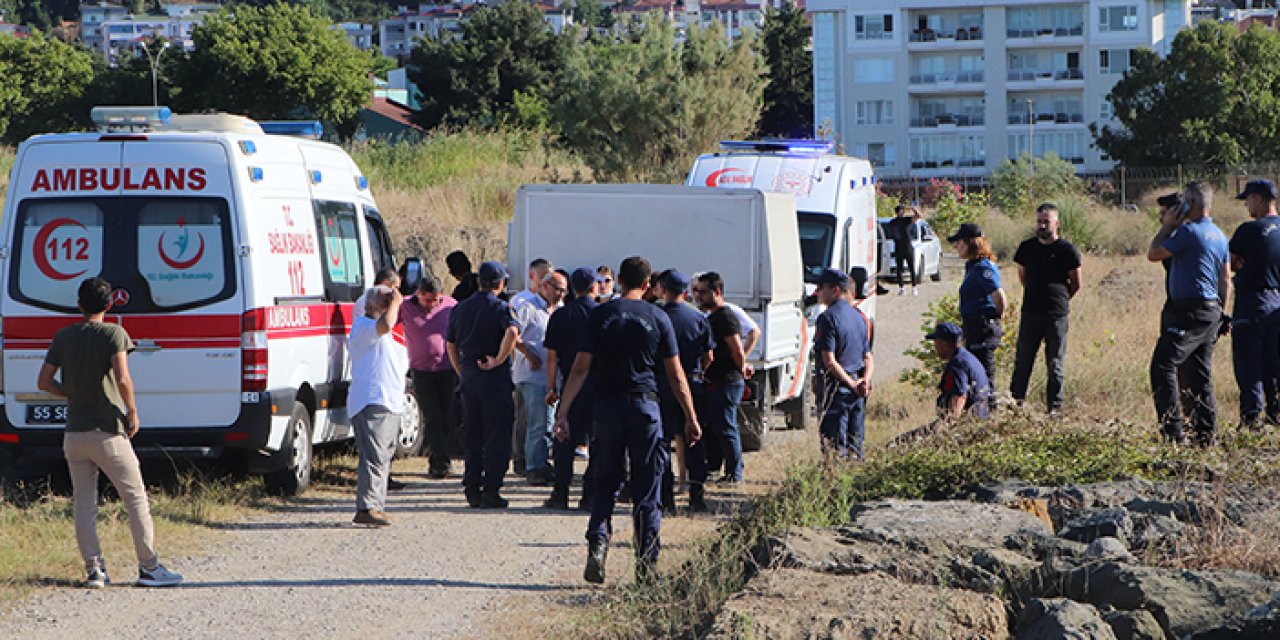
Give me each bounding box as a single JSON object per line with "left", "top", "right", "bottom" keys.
{"left": 705, "top": 168, "right": 746, "bottom": 187}
{"left": 33, "top": 218, "right": 89, "bottom": 281}
{"left": 158, "top": 232, "right": 205, "bottom": 270}
{"left": 328, "top": 239, "right": 342, "bottom": 266}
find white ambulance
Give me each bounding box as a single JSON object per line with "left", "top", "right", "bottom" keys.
{"left": 687, "top": 140, "right": 879, "bottom": 432}
{"left": 0, "top": 107, "right": 423, "bottom": 495}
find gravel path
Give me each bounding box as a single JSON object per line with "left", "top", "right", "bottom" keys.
{"left": 0, "top": 271, "right": 953, "bottom": 640}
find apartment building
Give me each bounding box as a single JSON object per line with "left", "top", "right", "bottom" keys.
{"left": 379, "top": 2, "right": 573, "bottom": 60}
{"left": 80, "top": 2, "right": 218, "bottom": 59}
{"left": 807, "top": 0, "right": 1192, "bottom": 180}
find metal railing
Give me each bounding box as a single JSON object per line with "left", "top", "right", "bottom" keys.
{"left": 1007, "top": 69, "right": 1083, "bottom": 81}
{"left": 1005, "top": 26, "right": 1084, "bottom": 38}
{"left": 1007, "top": 112, "right": 1085, "bottom": 125}
{"left": 910, "top": 114, "right": 986, "bottom": 127}
{"left": 909, "top": 70, "right": 984, "bottom": 84}
{"left": 909, "top": 27, "right": 983, "bottom": 42}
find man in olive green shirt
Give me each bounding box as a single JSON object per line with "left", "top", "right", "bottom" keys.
{"left": 38, "top": 277, "right": 183, "bottom": 588}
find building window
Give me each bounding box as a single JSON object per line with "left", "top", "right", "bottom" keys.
{"left": 855, "top": 100, "right": 894, "bottom": 125}
{"left": 854, "top": 13, "right": 894, "bottom": 40}
{"left": 855, "top": 143, "right": 895, "bottom": 168}
{"left": 1098, "top": 5, "right": 1138, "bottom": 32}
{"left": 1099, "top": 49, "right": 1133, "bottom": 74}
{"left": 1099, "top": 99, "right": 1114, "bottom": 121}
{"left": 853, "top": 58, "right": 894, "bottom": 84}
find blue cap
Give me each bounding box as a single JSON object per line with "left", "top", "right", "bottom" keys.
{"left": 1236, "top": 179, "right": 1277, "bottom": 201}
{"left": 570, "top": 266, "right": 603, "bottom": 292}
{"left": 925, "top": 322, "right": 963, "bottom": 342}
{"left": 478, "top": 260, "right": 508, "bottom": 284}
{"left": 662, "top": 270, "right": 690, "bottom": 293}
{"left": 815, "top": 268, "right": 849, "bottom": 287}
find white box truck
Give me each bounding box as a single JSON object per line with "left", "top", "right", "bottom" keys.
{"left": 508, "top": 184, "right": 807, "bottom": 451}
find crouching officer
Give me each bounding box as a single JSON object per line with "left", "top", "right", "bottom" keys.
{"left": 555, "top": 256, "right": 701, "bottom": 584}
{"left": 446, "top": 260, "right": 520, "bottom": 509}
{"left": 928, "top": 322, "right": 991, "bottom": 419}
{"left": 814, "top": 268, "right": 874, "bottom": 460}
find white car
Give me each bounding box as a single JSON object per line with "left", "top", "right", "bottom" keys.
{"left": 877, "top": 217, "right": 943, "bottom": 283}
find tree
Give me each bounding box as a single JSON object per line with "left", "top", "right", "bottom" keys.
{"left": 169, "top": 4, "right": 373, "bottom": 137}
{"left": 990, "top": 154, "right": 1081, "bottom": 216}
{"left": 407, "top": 2, "right": 572, "bottom": 129}
{"left": 572, "top": 0, "right": 611, "bottom": 31}
{"left": 0, "top": 32, "right": 96, "bottom": 143}
{"left": 552, "top": 18, "right": 764, "bottom": 182}
{"left": 1093, "top": 21, "right": 1280, "bottom": 167}
{"left": 758, "top": 1, "right": 812, "bottom": 137}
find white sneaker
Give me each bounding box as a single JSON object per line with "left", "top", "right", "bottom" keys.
{"left": 897, "top": 287, "right": 905, "bottom": 296}
{"left": 86, "top": 566, "right": 108, "bottom": 589}
{"left": 912, "top": 287, "right": 919, "bottom": 296}
{"left": 138, "top": 563, "right": 183, "bottom": 587}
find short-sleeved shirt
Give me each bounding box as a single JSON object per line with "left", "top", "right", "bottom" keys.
{"left": 938, "top": 347, "right": 990, "bottom": 419}
{"left": 544, "top": 295, "right": 598, "bottom": 385}
{"left": 400, "top": 295, "right": 456, "bottom": 372}
{"left": 959, "top": 258, "right": 1002, "bottom": 318}
{"left": 657, "top": 300, "right": 715, "bottom": 396}
{"left": 348, "top": 316, "right": 409, "bottom": 415}
{"left": 450, "top": 273, "right": 479, "bottom": 301}
{"left": 886, "top": 217, "right": 914, "bottom": 255}
{"left": 511, "top": 293, "right": 555, "bottom": 385}
{"left": 446, "top": 290, "right": 518, "bottom": 376}
{"left": 581, "top": 298, "right": 678, "bottom": 396}
{"left": 1163, "top": 217, "right": 1229, "bottom": 303}
{"left": 1229, "top": 215, "right": 1280, "bottom": 318}
{"left": 44, "top": 322, "right": 133, "bottom": 434}
{"left": 1013, "top": 238, "right": 1082, "bottom": 316}
{"left": 723, "top": 302, "right": 760, "bottom": 346}
{"left": 814, "top": 298, "right": 871, "bottom": 378}
{"left": 704, "top": 306, "right": 744, "bottom": 385}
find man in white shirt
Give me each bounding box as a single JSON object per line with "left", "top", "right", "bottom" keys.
{"left": 348, "top": 286, "right": 408, "bottom": 527}
{"left": 513, "top": 270, "right": 566, "bottom": 485}
{"left": 510, "top": 257, "right": 552, "bottom": 475}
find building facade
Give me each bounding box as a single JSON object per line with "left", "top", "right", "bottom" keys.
{"left": 807, "top": 0, "right": 1192, "bottom": 180}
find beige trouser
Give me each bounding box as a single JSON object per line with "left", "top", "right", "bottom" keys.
{"left": 63, "top": 430, "right": 158, "bottom": 572}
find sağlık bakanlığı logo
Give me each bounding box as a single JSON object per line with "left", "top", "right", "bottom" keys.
{"left": 159, "top": 216, "right": 205, "bottom": 269}
{"left": 705, "top": 168, "right": 754, "bottom": 187}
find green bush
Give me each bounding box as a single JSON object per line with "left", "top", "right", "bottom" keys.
{"left": 991, "top": 154, "right": 1082, "bottom": 218}
{"left": 930, "top": 188, "right": 988, "bottom": 240}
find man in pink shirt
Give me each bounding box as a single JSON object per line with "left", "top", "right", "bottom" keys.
{"left": 400, "top": 276, "right": 459, "bottom": 478}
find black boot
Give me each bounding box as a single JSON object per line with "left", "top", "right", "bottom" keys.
{"left": 543, "top": 488, "right": 570, "bottom": 510}
{"left": 585, "top": 537, "right": 608, "bottom": 584}
{"left": 481, "top": 486, "right": 509, "bottom": 509}
{"left": 688, "top": 483, "right": 708, "bottom": 513}
{"left": 464, "top": 485, "right": 482, "bottom": 508}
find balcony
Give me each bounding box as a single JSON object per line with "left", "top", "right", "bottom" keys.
{"left": 908, "top": 158, "right": 986, "bottom": 170}
{"left": 908, "top": 26, "right": 983, "bottom": 45}
{"left": 1006, "top": 68, "right": 1084, "bottom": 89}
{"left": 910, "top": 113, "right": 986, "bottom": 128}
{"left": 907, "top": 70, "right": 985, "bottom": 94}
{"left": 1008, "top": 112, "right": 1085, "bottom": 125}
{"left": 1006, "top": 25, "right": 1084, "bottom": 47}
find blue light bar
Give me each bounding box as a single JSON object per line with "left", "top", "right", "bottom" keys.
{"left": 260, "top": 121, "right": 324, "bottom": 139}
{"left": 719, "top": 139, "right": 835, "bottom": 155}
{"left": 91, "top": 106, "right": 172, "bottom": 131}
{"left": 355, "top": 176, "right": 368, "bottom": 190}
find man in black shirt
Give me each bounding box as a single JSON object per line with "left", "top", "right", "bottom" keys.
{"left": 691, "top": 271, "right": 749, "bottom": 483}
{"left": 1009, "top": 203, "right": 1082, "bottom": 412}
{"left": 446, "top": 250, "right": 480, "bottom": 302}
{"left": 886, "top": 205, "right": 920, "bottom": 295}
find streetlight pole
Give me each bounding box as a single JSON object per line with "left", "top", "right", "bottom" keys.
{"left": 140, "top": 39, "right": 170, "bottom": 107}
{"left": 1026, "top": 98, "right": 1035, "bottom": 179}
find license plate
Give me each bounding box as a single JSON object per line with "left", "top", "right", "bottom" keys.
{"left": 26, "top": 404, "right": 68, "bottom": 424}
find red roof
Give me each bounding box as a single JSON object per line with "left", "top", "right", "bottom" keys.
{"left": 365, "top": 97, "right": 425, "bottom": 133}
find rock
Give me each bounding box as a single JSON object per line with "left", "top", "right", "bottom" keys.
{"left": 847, "top": 499, "right": 1052, "bottom": 551}
{"left": 1059, "top": 507, "right": 1135, "bottom": 546}
{"left": 1130, "top": 513, "right": 1186, "bottom": 548}
{"left": 708, "top": 568, "right": 1007, "bottom": 640}
{"left": 1101, "top": 609, "right": 1164, "bottom": 640}
{"left": 1245, "top": 592, "right": 1280, "bottom": 620}
{"left": 1085, "top": 537, "right": 1133, "bottom": 562}
{"left": 1062, "top": 561, "right": 1279, "bottom": 639}
{"left": 1015, "top": 598, "right": 1117, "bottom": 640}
{"left": 1006, "top": 528, "right": 1086, "bottom": 561}
{"left": 1185, "top": 619, "right": 1280, "bottom": 639}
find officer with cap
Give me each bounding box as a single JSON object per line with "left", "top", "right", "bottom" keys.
{"left": 1230, "top": 179, "right": 1280, "bottom": 428}
{"left": 927, "top": 322, "right": 991, "bottom": 419}
{"left": 813, "top": 268, "right": 874, "bottom": 459}
{"left": 555, "top": 256, "right": 701, "bottom": 584}
{"left": 948, "top": 222, "right": 1006, "bottom": 387}
{"left": 542, "top": 267, "right": 603, "bottom": 510}
{"left": 655, "top": 269, "right": 714, "bottom": 512}
{"left": 446, "top": 260, "right": 520, "bottom": 508}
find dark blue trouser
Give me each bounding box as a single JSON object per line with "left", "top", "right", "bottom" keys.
{"left": 1232, "top": 313, "right": 1280, "bottom": 426}
{"left": 459, "top": 369, "right": 513, "bottom": 490}
{"left": 702, "top": 379, "right": 745, "bottom": 480}
{"left": 819, "top": 387, "right": 866, "bottom": 460}
{"left": 552, "top": 393, "right": 594, "bottom": 500}
{"left": 659, "top": 384, "right": 706, "bottom": 508}
{"left": 962, "top": 315, "right": 1002, "bottom": 388}
{"left": 586, "top": 393, "right": 666, "bottom": 563}
{"left": 1010, "top": 311, "right": 1070, "bottom": 411}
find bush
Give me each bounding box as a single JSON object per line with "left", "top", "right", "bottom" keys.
{"left": 930, "top": 187, "right": 988, "bottom": 241}
{"left": 991, "top": 153, "right": 1082, "bottom": 217}
{"left": 876, "top": 189, "right": 900, "bottom": 218}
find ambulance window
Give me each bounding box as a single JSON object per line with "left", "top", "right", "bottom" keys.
{"left": 314, "top": 200, "right": 364, "bottom": 302}
{"left": 363, "top": 209, "right": 394, "bottom": 274}
{"left": 136, "top": 200, "right": 231, "bottom": 308}
{"left": 11, "top": 201, "right": 106, "bottom": 312}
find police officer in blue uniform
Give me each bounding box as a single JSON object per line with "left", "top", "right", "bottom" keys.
{"left": 1230, "top": 179, "right": 1280, "bottom": 428}
{"left": 446, "top": 261, "right": 520, "bottom": 508}
{"left": 655, "top": 270, "right": 715, "bottom": 512}
{"left": 543, "top": 267, "right": 603, "bottom": 511}
{"left": 813, "top": 268, "right": 874, "bottom": 459}
{"left": 949, "top": 223, "right": 1006, "bottom": 386}
{"left": 1147, "top": 181, "right": 1230, "bottom": 445}
{"left": 555, "top": 256, "right": 702, "bottom": 584}
{"left": 928, "top": 322, "right": 991, "bottom": 419}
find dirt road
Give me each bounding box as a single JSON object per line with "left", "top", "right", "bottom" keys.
{"left": 0, "top": 275, "right": 954, "bottom": 640}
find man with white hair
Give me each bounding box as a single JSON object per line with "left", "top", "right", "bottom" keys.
{"left": 348, "top": 285, "right": 408, "bottom": 527}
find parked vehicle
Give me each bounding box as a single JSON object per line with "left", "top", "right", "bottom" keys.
{"left": 877, "top": 217, "right": 944, "bottom": 283}
{"left": 0, "top": 106, "right": 423, "bottom": 495}
{"left": 509, "top": 184, "right": 806, "bottom": 451}
{"left": 687, "top": 140, "right": 878, "bottom": 442}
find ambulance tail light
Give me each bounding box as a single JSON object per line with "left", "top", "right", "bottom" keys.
{"left": 241, "top": 309, "right": 268, "bottom": 392}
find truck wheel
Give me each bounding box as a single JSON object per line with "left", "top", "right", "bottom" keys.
{"left": 738, "top": 406, "right": 768, "bottom": 452}
{"left": 264, "top": 402, "right": 313, "bottom": 496}
{"left": 784, "top": 381, "right": 817, "bottom": 430}
{"left": 395, "top": 386, "right": 424, "bottom": 458}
